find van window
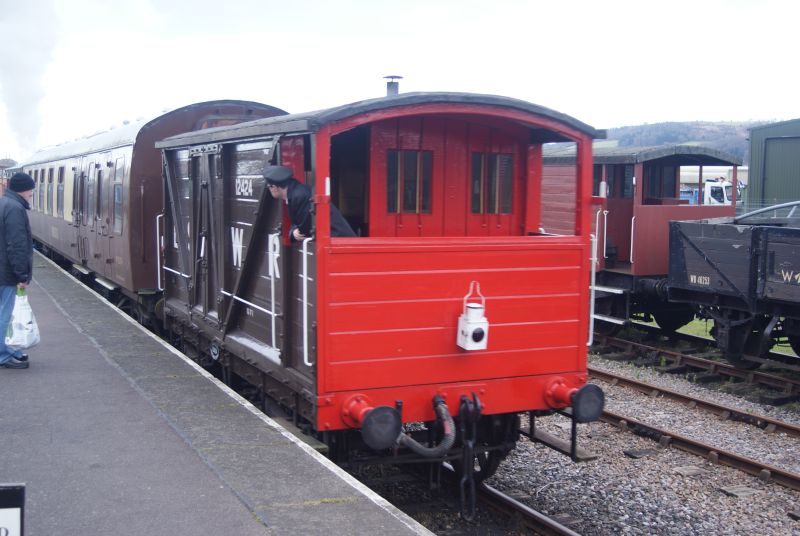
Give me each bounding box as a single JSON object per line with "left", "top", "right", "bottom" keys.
{"left": 471, "top": 153, "right": 513, "bottom": 214}
{"left": 113, "top": 157, "right": 125, "bottom": 234}
{"left": 387, "top": 149, "right": 432, "bottom": 214}
{"left": 39, "top": 171, "right": 46, "bottom": 211}
{"left": 47, "top": 168, "right": 54, "bottom": 214}
{"left": 56, "top": 167, "right": 65, "bottom": 217}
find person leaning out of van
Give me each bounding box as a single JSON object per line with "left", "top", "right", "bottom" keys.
{"left": 263, "top": 165, "right": 355, "bottom": 240}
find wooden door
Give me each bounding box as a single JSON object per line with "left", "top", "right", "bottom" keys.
{"left": 464, "top": 124, "right": 522, "bottom": 236}
{"left": 369, "top": 117, "right": 444, "bottom": 236}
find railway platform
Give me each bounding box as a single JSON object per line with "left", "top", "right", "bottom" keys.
{"left": 0, "top": 253, "right": 431, "bottom": 536}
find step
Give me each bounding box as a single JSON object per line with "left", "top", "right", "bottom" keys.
{"left": 593, "top": 313, "right": 628, "bottom": 325}
{"left": 591, "top": 285, "right": 626, "bottom": 295}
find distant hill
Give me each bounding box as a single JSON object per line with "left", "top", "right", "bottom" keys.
{"left": 607, "top": 121, "right": 770, "bottom": 166}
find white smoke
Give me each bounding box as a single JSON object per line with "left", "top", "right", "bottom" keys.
{"left": 0, "top": 0, "right": 58, "bottom": 155}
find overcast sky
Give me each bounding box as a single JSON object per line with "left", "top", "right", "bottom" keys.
{"left": 1, "top": 0, "right": 797, "bottom": 161}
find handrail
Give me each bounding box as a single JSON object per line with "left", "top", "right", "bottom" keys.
{"left": 163, "top": 266, "right": 190, "bottom": 278}
{"left": 219, "top": 290, "right": 276, "bottom": 316}
{"left": 155, "top": 214, "right": 164, "bottom": 291}
{"left": 588, "top": 232, "right": 597, "bottom": 347}
{"left": 594, "top": 208, "right": 602, "bottom": 250}
{"left": 602, "top": 210, "right": 609, "bottom": 258}
{"left": 302, "top": 237, "right": 314, "bottom": 367}
{"left": 629, "top": 216, "right": 636, "bottom": 264}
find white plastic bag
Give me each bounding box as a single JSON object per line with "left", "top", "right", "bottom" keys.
{"left": 5, "top": 289, "right": 40, "bottom": 350}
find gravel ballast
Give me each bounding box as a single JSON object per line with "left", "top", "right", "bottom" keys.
{"left": 487, "top": 355, "right": 800, "bottom": 535}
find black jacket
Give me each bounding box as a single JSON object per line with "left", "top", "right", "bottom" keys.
{"left": 0, "top": 190, "right": 33, "bottom": 286}
{"left": 286, "top": 180, "right": 355, "bottom": 239}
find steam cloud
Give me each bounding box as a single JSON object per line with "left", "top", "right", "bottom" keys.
{"left": 0, "top": 0, "right": 58, "bottom": 156}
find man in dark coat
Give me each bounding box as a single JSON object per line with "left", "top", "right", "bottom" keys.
{"left": 0, "top": 172, "right": 35, "bottom": 369}
{"left": 263, "top": 165, "right": 356, "bottom": 240}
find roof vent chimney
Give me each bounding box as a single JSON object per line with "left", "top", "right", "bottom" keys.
{"left": 384, "top": 75, "right": 402, "bottom": 96}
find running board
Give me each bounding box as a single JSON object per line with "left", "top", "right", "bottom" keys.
{"left": 71, "top": 263, "right": 91, "bottom": 276}
{"left": 591, "top": 284, "right": 625, "bottom": 294}
{"left": 95, "top": 276, "right": 118, "bottom": 291}
{"left": 593, "top": 313, "right": 628, "bottom": 325}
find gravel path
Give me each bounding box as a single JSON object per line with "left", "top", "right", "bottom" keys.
{"left": 487, "top": 355, "right": 800, "bottom": 535}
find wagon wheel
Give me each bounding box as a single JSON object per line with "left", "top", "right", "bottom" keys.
{"left": 453, "top": 450, "right": 505, "bottom": 483}
{"left": 653, "top": 309, "right": 695, "bottom": 334}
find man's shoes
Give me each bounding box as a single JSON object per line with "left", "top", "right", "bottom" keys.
{"left": 15, "top": 353, "right": 28, "bottom": 362}
{"left": 1, "top": 357, "right": 29, "bottom": 369}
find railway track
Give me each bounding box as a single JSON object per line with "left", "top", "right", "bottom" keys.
{"left": 587, "top": 360, "right": 800, "bottom": 493}
{"left": 593, "top": 333, "right": 800, "bottom": 404}
{"left": 358, "top": 463, "right": 581, "bottom": 535}
{"left": 588, "top": 366, "right": 800, "bottom": 438}
{"left": 599, "top": 409, "right": 800, "bottom": 492}
{"left": 478, "top": 483, "right": 580, "bottom": 535}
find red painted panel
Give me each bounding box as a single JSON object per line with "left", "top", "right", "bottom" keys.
{"left": 319, "top": 240, "right": 587, "bottom": 396}
{"left": 328, "top": 265, "right": 581, "bottom": 302}
{"left": 525, "top": 145, "right": 543, "bottom": 235}
{"left": 326, "top": 344, "right": 582, "bottom": 394}
{"left": 326, "top": 321, "right": 580, "bottom": 366}
{"left": 443, "top": 121, "right": 468, "bottom": 236}
{"left": 326, "top": 242, "right": 582, "bottom": 271}
{"left": 327, "top": 293, "right": 580, "bottom": 332}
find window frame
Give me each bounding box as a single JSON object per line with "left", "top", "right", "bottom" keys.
{"left": 386, "top": 149, "right": 433, "bottom": 215}
{"left": 470, "top": 152, "right": 513, "bottom": 215}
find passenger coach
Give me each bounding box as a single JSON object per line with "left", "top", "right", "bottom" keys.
{"left": 157, "top": 92, "right": 605, "bottom": 497}
{"left": 21, "top": 101, "right": 287, "bottom": 324}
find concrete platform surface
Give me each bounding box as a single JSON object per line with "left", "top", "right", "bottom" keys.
{"left": 0, "top": 253, "right": 432, "bottom": 536}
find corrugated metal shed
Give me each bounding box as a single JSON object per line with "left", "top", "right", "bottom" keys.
{"left": 747, "top": 118, "right": 800, "bottom": 211}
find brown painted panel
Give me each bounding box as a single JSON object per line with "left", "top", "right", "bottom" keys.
{"left": 540, "top": 164, "right": 577, "bottom": 234}
{"left": 221, "top": 140, "right": 286, "bottom": 363}
{"left": 632, "top": 204, "right": 735, "bottom": 275}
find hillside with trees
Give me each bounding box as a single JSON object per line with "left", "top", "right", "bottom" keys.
{"left": 607, "top": 121, "right": 769, "bottom": 165}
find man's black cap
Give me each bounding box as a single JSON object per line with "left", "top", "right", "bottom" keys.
{"left": 9, "top": 172, "right": 35, "bottom": 192}
{"left": 263, "top": 165, "right": 293, "bottom": 185}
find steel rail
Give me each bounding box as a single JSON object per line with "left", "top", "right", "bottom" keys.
{"left": 589, "top": 367, "right": 800, "bottom": 438}
{"left": 629, "top": 323, "right": 800, "bottom": 372}
{"left": 478, "top": 483, "right": 582, "bottom": 536}
{"left": 593, "top": 333, "right": 800, "bottom": 395}
{"left": 600, "top": 409, "right": 800, "bottom": 492}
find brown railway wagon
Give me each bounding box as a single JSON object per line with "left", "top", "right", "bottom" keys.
{"left": 22, "top": 100, "right": 287, "bottom": 322}
{"left": 542, "top": 144, "right": 742, "bottom": 333}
